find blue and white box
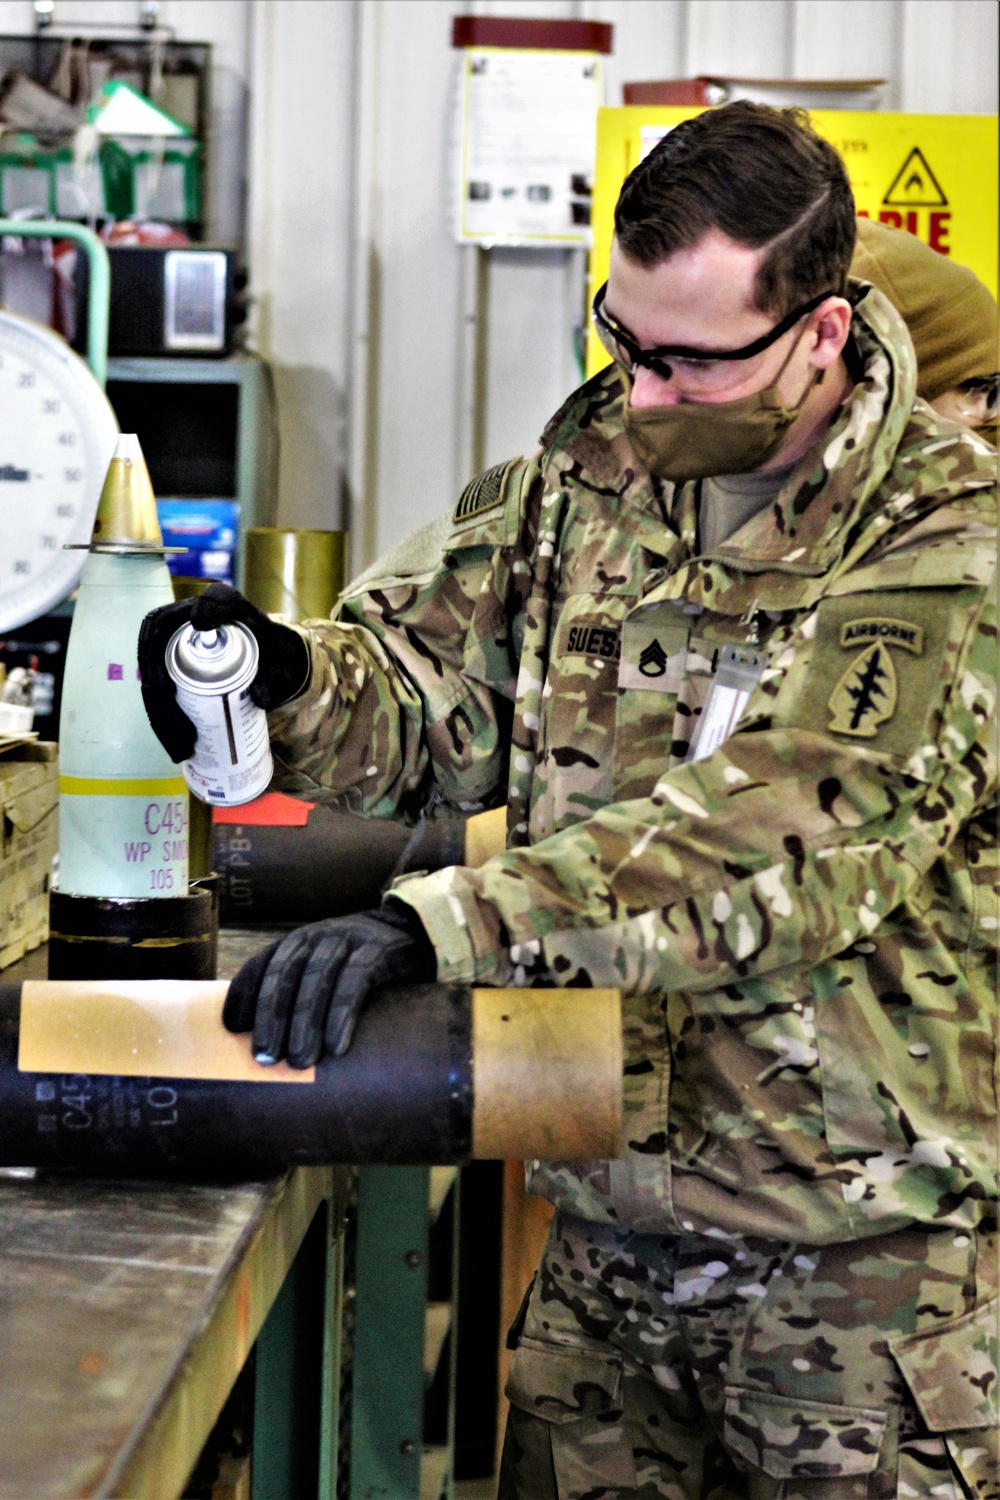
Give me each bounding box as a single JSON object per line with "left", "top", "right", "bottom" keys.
{"left": 157, "top": 500, "right": 238, "bottom": 582}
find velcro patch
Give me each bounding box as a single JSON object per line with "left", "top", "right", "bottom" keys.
{"left": 839, "top": 617, "right": 924, "bottom": 654}
{"left": 565, "top": 624, "right": 621, "bottom": 660}
{"left": 618, "top": 619, "right": 688, "bottom": 694}
{"left": 782, "top": 591, "right": 954, "bottom": 759}
{"left": 454, "top": 461, "right": 512, "bottom": 523}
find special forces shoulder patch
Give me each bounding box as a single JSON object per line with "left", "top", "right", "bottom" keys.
{"left": 827, "top": 617, "right": 923, "bottom": 738}
{"left": 780, "top": 591, "right": 961, "bottom": 759}
{"left": 828, "top": 641, "right": 898, "bottom": 737}
{"left": 453, "top": 460, "right": 513, "bottom": 523}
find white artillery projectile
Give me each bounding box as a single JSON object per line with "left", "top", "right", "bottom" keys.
{"left": 58, "top": 433, "right": 190, "bottom": 898}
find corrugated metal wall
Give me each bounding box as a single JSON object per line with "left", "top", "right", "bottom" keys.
{"left": 1, "top": 0, "right": 994, "bottom": 564}
{"left": 596, "top": 0, "right": 996, "bottom": 113}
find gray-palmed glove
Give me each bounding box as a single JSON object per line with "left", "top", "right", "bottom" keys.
{"left": 222, "top": 900, "right": 438, "bottom": 1068}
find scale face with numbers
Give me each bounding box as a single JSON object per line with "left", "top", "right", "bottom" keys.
{"left": 0, "top": 308, "right": 119, "bottom": 632}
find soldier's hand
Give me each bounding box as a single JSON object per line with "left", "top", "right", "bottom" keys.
{"left": 137, "top": 582, "right": 310, "bottom": 763}
{"left": 222, "top": 901, "right": 438, "bottom": 1067}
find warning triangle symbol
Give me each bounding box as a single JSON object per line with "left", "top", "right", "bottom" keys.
{"left": 883, "top": 147, "right": 948, "bottom": 207}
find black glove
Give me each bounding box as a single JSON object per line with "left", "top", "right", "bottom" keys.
{"left": 222, "top": 900, "right": 437, "bottom": 1067}
{"left": 137, "top": 582, "right": 310, "bottom": 762}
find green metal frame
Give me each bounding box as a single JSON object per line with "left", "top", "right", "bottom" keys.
{"left": 247, "top": 1166, "right": 462, "bottom": 1500}
{"left": 320, "top": 1179, "right": 349, "bottom": 1500}
{"left": 0, "top": 217, "right": 110, "bottom": 385}
{"left": 350, "top": 1168, "right": 431, "bottom": 1500}
{"left": 251, "top": 1175, "right": 349, "bottom": 1500}
{"left": 349, "top": 1167, "right": 460, "bottom": 1500}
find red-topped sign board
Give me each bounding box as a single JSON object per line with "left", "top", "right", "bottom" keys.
{"left": 451, "top": 16, "right": 614, "bottom": 247}
{"left": 452, "top": 17, "right": 613, "bottom": 53}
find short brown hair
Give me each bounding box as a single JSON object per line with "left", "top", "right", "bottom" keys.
{"left": 614, "top": 102, "right": 856, "bottom": 315}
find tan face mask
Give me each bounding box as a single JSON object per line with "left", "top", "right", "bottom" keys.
{"left": 622, "top": 336, "right": 818, "bottom": 483}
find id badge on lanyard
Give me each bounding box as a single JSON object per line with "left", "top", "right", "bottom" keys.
{"left": 685, "top": 643, "right": 765, "bottom": 763}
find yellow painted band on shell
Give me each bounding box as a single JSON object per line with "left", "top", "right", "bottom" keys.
{"left": 471, "top": 986, "right": 623, "bottom": 1161}
{"left": 59, "top": 775, "right": 188, "bottom": 796}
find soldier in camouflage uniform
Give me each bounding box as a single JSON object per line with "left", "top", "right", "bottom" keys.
{"left": 139, "top": 103, "right": 998, "bottom": 1497}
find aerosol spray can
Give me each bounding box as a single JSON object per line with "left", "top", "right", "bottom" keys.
{"left": 166, "top": 623, "right": 273, "bottom": 806}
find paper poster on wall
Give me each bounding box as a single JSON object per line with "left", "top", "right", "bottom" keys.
{"left": 588, "top": 107, "right": 999, "bottom": 376}
{"left": 453, "top": 48, "right": 602, "bottom": 246}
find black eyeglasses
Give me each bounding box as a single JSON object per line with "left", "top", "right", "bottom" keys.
{"left": 591, "top": 282, "right": 836, "bottom": 385}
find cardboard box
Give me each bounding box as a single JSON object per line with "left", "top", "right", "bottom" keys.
{"left": 157, "top": 499, "right": 238, "bottom": 583}
{"left": 0, "top": 742, "right": 57, "bottom": 971}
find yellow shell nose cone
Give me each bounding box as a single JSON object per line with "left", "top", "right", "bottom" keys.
{"left": 91, "top": 433, "right": 163, "bottom": 547}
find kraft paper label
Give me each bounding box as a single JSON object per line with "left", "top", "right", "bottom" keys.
{"left": 18, "top": 981, "right": 314, "bottom": 1084}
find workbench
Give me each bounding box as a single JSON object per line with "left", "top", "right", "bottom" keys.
{"left": 0, "top": 932, "right": 346, "bottom": 1500}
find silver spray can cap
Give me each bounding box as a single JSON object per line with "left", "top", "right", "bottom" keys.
{"left": 166, "top": 622, "right": 259, "bottom": 696}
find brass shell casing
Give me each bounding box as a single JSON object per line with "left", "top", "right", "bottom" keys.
{"left": 91, "top": 434, "right": 163, "bottom": 548}
{"left": 242, "top": 528, "right": 347, "bottom": 622}
{"left": 171, "top": 575, "right": 211, "bottom": 602}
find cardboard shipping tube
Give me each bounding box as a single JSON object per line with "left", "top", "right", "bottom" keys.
{"left": 472, "top": 987, "right": 622, "bottom": 1160}
{"left": 213, "top": 804, "right": 412, "bottom": 924}
{"left": 1, "top": 980, "right": 622, "bottom": 1177}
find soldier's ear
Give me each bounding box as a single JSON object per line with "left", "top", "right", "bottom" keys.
{"left": 808, "top": 298, "right": 852, "bottom": 371}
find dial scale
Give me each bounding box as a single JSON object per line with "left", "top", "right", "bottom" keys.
{"left": 0, "top": 308, "right": 119, "bottom": 631}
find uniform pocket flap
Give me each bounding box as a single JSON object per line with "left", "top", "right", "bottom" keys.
{"left": 889, "top": 1297, "right": 999, "bottom": 1432}
{"left": 505, "top": 1338, "right": 623, "bottom": 1423}
{"left": 724, "top": 1387, "right": 886, "bottom": 1478}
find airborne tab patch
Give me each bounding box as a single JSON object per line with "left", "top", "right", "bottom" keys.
{"left": 453, "top": 460, "right": 513, "bottom": 523}
{"left": 839, "top": 617, "right": 924, "bottom": 654}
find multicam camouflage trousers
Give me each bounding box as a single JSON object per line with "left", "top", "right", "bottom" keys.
{"left": 498, "top": 1212, "right": 998, "bottom": 1500}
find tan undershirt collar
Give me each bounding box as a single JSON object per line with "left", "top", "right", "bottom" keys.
{"left": 698, "top": 460, "right": 799, "bottom": 553}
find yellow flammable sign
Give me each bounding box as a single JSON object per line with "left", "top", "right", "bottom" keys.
{"left": 587, "top": 107, "right": 999, "bottom": 378}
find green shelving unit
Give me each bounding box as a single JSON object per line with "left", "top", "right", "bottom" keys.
{"left": 348, "top": 1167, "right": 461, "bottom": 1500}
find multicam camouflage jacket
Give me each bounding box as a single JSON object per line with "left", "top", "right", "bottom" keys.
{"left": 269, "top": 284, "right": 998, "bottom": 1245}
